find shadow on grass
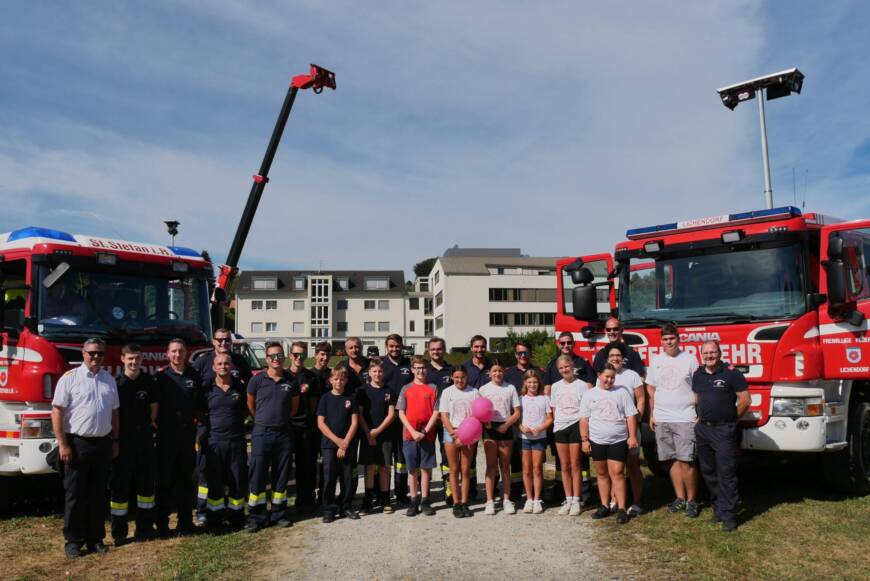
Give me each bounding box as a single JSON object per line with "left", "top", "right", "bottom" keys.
{"left": 2, "top": 473, "right": 64, "bottom": 519}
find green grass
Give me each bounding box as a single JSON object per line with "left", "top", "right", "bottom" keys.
{"left": 594, "top": 456, "right": 870, "bottom": 580}
{"left": 157, "top": 530, "right": 260, "bottom": 581}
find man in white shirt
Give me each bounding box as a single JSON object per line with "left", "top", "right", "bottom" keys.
{"left": 646, "top": 323, "right": 700, "bottom": 518}
{"left": 51, "top": 338, "right": 120, "bottom": 559}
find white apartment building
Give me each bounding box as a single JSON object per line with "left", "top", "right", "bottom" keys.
{"left": 428, "top": 249, "right": 562, "bottom": 352}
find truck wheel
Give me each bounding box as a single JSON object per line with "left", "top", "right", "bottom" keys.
{"left": 640, "top": 422, "right": 667, "bottom": 477}
{"left": 824, "top": 399, "right": 870, "bottom": 496}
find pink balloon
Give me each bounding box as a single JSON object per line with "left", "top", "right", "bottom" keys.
{"left": 472, "top": 397, "right": 494, "bottom": 423}
{"left": 456, "top": 418, "right": 483, "bottom": 445}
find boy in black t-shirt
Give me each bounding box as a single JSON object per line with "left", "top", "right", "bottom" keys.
{"left": 356, "top": 359, "right": 396, "bottom": 514}
{"left": 316, "top": 367, "right": 360, "bottom": 523}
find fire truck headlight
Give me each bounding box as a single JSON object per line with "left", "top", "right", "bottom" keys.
{"left": 21, "top": 418, "right": 54, "bottom": 439}
{"left": 771, "top": 398, "right": 806, "bottom": 417}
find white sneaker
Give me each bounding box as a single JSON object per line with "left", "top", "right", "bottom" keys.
{"left": 523, "top": 500, "right": 534, "bottom": 514}
{"left": 484, "top": 501, "right": 496, "bottom": 515}
{"left": 504, "top": 499, "right": 516, "bottom": 515}
{"left": 569, "top": 501, "right": 581, "bottom": 516}
{"left": 558, "top": 501, "right": 571, "bottom": 515}
{"left": 532, "top": 500, "right": 544, "bottom": 514}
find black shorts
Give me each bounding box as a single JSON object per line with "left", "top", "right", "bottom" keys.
{"left": 358, "top": 438, "right": 393, "bottom": 466}
{"left": 590, "top": 440, "right": 628, "bottom": 463}
{"left": 483, "top": 422, "right": 514, "bottom": 442}
{"left": 554, "top": 422, "right": 580, "bottom": 444}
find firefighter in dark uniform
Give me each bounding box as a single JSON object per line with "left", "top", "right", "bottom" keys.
{"left": 591, "top": 318, "right": 646, "bottom": 376}
{"left": 381, "top": 334, "right": 412, "bottom": 503}
{"left": 693, "top": 340, "right": 750, "bottom": 532}
{"left": 201, "top": 353, "right": 249, "bottom": 529}
{"left": 155, "top": 338, "right": 202, "bottom": 537}
{"left": 334, "top": 336, "right": 370, "bottom": 504}
{"left": 246, "top": 342, "right": 300, "bottom": 532}
{"left": 505, "top": 341, "right": 541, "bottom": 500}
{"left": 461, "top": 335, "right": 492, "bottom": 499}
{"left": 545, "top": 331, "right": 596, "bottom": 505}
{"left": 286, "top": 341, "right": 319, "bottom": 513}
{"left": 109, "top": 344, "right": 159, "bottom": 545}
{"left": 191, "top": 328, "right": 252, "bottom": 525}
{"left": 309, "top": 342, "right": 333, "bottom": 506}
{"left": 425, "top": 337, "right": 455, "bottom": 503}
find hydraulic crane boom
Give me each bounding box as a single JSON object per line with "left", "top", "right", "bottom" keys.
{"left": 211, "top": 64, "right": 336, "bottom": 328}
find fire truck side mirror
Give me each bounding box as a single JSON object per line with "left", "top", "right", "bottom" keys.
{"left": 828, "top": 235, "right": 844, "bottom": 259}
{"left": 826, "top": 259, "right": 847, "bottom": 308}
{"left": 572, "top": 286, "right": 598, "bottom": 321}
{"left": 570, "top": 267, "right": 594, "bottom": 285}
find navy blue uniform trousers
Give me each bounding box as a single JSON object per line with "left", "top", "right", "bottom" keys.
{"left": 695, "top": 421, "right": 739, "bottom": 525}
{"left": 248, "top": 426, "right": 292, "bottom": 525}
{"left": 63, "top": 435, "right": 111, "bottom": 548}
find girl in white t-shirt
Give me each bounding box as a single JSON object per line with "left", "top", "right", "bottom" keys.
{"left": 550, "top": 354, "right": 589, "bottom": 516}
{"left": 479, "top": 362, "right": 521, "bottom": 515}
{"left": 438, "top": 367, "right": 480, "bottom": 519}
{"left": 518, "top": 370, "right": 552, "bottom": 514}
{"left": 580, "top": 364, "right": 638, "bottom": 524}
{"left": 605, "top": 343, "right": 646, "bottom": 516}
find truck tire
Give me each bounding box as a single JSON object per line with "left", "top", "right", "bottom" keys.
{"left": 641, "top": 422, "right": 667, "bottom": 477}
{"left": 824, "top": 399, "right": 870, "bottom": 496}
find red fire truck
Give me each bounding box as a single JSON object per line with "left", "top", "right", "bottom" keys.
{"left": 0, "top": 227, "right": 214, "bottom": 511}
{"left": 556, "top": 206, "right": 870, "bottom": 494}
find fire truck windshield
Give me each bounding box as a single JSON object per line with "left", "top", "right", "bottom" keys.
{"left": 619, "top": 242, "right": 807, "bottom": 325}
{"left": 35, "top": 265, "right": 210, "bottom": 344}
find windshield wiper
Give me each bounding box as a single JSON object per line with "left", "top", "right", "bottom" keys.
{"left": 621, "top": 318, "right": 667, "bottom": 328}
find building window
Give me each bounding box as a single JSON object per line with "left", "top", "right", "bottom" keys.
{"left": 251, "top": 322, "right": 263, "bottom": 333}
{"left": 378, "top": 322, "right": 390, "bottom": 332}
{"left": 251, "top": 300, "right": 263, "bottom": 310}
{"left": 293, "top": 277, "right": 306, "bottom": 290}
{"left": 364, "top": 277, "right": 389, "bottom": 291}
{"left": 424, "top": 319, "right": 434, "bottom": 336}
{"left": 252, "top": 277, "right": 277, "bottom": 290}
{"left": 311, "top": 276, "right": 330, "bottom": 303}
{"left": 409, "top": 320, "right": 416, "bottom": 332}
{"left": 293, "top": 300, "right": 305, "bottom": 311}
{"left": 312, "top": 327, "right": 328, "bottom": 338}
{"left": 377, "top": 299, "right": 389, "bottom": 310}
{"left": 488, "top": 288, "right": 557, "bottom": 302}
{"left": 336, "top": 277, "right": 349, "bottom": 290}
{"left": 265, "top": 300, "right": 278, "bottom": 310}
{"left": 364, "top": 300, "right": 376, "bottom": 310}
{"left": 364, "top": 321, "right": 375, "bottom": 332}
{"left": 424, "top": 298, "right": 433, "bottom": 315}
{"left": 266, "top": 322, "right": 277, "bottom": 332}
{"left": 408, "top": 297, "right": 419, "bottom": 310}
{"left": 292, "top": 322, "right": 304, "bottom": 333}
{"left": 337, "top": 299, "right": 348, "bottom": 310}
{"left": 336, "top": 321, "right": 348, "bottom": 332}
{"left": 311, "top": 305, "right": 329, "bottom": 326}
{"left": 419, "top": 279, "right": 430, "bottom": 292}
{"left": 488, "top": 312, "right": 556, "bottom": 326}
{"left": 435, "top": 291, "right": 443, "bottom": 307}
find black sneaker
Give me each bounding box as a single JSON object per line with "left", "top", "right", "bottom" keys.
{"left": 453, "top": 503, "right": 464, "bottom": 518}
{"left": 710, "top": 513, "right": 723, "bottom": 524}
{"left": 89, "top": 541, "right": 110, "bottom": 555}
{"left": 322, "top": 513, "right": 336, "bottom": 524}
{"left": 722, "top": 521, "right": 738, "bottom": 532}
{"left": 65, "top": 544, "right": 82, "bottom": 560}
{"left": 592, "top": 505, "right": 612, "bottom": 520}
{"left": 462, "top": 503, "right": 473, "bottom": 518}
{"left": 245, "top": 522, "right": 262, "bottom": 534}
{"left": 274, "top": 518, "right": 294, "bottom": 528}
{"left": 421, "top": 500, "right": 436, "bottom": 516}
{"left": 360, "top": 497, "right": 372, "bottom": 515}
{"left": 615, "top": 509, "right": 629, "bottom": 524}
{"left": 343, "top": 509, "right": 361, "bottom": 520}
{"left": 113, "top": 537, "right": 129, "bottom": 547}
{"left": 406, "top": 499, "right": 420, "bottom": 517}
{"left": 685, "top": 500, "right": 700, "bottom": 518}
{"left": 668, "top": 498, "right": 687, "bottom": 513}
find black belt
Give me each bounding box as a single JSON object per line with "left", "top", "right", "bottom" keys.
{"left": 68, "top": 433, "right": 111, "bottom": 440}
{"left": 699, "top": 420, "right": 735, "bottom": 427}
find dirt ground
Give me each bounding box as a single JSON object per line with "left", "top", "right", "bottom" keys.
{"left": 254, "top": 450, "right": 642, "bottom": 581}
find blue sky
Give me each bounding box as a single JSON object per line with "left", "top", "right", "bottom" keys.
{"left": 2, "top": 1, "right": 868, "bottom": 278}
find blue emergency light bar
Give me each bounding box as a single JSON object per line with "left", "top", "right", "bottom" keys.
{"left": 7, "top": 226, "right": 76, "bottom": 243}
{"left": 625, "top": 206, "right": 802, "bottom": 240}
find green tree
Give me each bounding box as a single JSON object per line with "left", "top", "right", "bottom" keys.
{"left": 413, "top": 257, "right": 436, "bottom": 278}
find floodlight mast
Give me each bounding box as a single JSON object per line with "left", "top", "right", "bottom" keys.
{"left": 717, "top": 68, "right": 805, "bottom": 209}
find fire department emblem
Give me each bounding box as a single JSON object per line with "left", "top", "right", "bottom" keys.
{"left": 0, "top": 367, "right": 7, "bottom": 387}
{"left": 846, "top": 347, "right": 862, "bottom": 364}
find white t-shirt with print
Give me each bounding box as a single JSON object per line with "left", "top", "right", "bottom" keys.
{"left": 613, "top": 368, "right": 643, "bottom": 405}
{"left": 646, "top": 350, "right": 699, "bottom": 423}
{"left": 479, "top": 382, "right": 520, "bottom": 423}
{"left": 437, "top": 386, "right": 479, "bottom": 427}
{"left": 579, "top": 386, "right": 638, "bottom": 444}
{"left": 520, "top": 394, "right": 551, "bottom": 440}
{"left": 550, "top": 378, "right": 587, "bottom": 431}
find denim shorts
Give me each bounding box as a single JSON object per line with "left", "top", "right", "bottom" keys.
{"left": 403, "top": 439, "right": 437, "bottom": 470}
{"left": 521, "top": 438, "right": 547, "bottom": 452}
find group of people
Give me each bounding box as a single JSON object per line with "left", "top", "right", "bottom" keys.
{"left": 50, "top": 320, "right": 749, "bottom": 559}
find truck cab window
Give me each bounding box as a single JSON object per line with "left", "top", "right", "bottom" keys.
{"left": 1, "top": 260, "right": 27, "bottom": 332}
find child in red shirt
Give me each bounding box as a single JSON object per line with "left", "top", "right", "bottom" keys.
{"left": 396, "top": 356, "right": 439, "bottom": 516}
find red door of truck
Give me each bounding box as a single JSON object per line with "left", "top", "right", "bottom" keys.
{"left": 555, "top": 253, "right": 615, "bottom": 341}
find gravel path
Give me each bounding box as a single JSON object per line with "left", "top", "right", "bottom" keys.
{"left": 254, "top": 449, "right": 639, "bottom": 580}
